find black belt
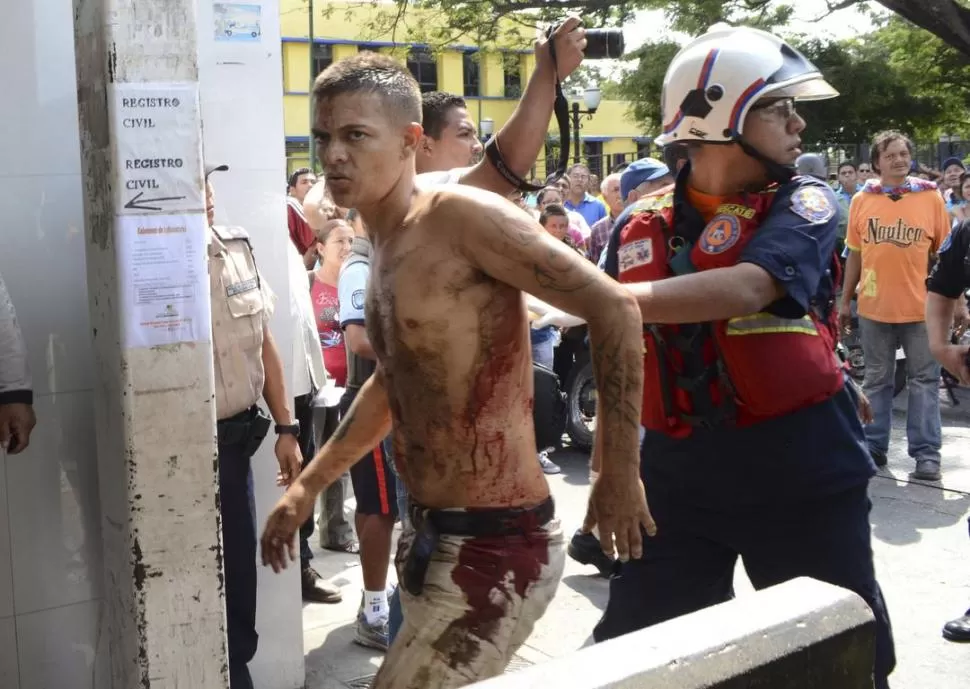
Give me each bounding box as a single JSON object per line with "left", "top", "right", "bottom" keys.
{"left": 409, "top": 497, "right": 555, "bottom": 538}
{"left": 217, "top": 405, "right": 270, "bottom": 450}
{"left": 400, "top": 497, "right": 555, "bottom": 596}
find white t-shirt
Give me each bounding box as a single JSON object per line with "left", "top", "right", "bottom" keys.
{"left": 288, "top": 245, "right": 327, "bottom": 395}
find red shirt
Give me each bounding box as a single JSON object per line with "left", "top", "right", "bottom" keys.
{"left": 311, "top": 278, "right": 347, "bottom": 386}
{"left": 287, "top": 197, "right": 315, "bottom": 255}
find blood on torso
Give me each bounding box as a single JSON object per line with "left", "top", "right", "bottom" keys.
{"left": 365, "top": 194, "right": 550, "bottom": 510}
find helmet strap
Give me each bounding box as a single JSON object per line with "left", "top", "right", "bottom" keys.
{"left": 735, "top": 136, "right": 796, "bottom": 185}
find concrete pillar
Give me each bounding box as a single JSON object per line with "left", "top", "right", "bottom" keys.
{"left": 72, "top": 1, "right": 226, "bottom": 687}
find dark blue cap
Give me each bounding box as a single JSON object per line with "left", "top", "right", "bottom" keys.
{"left": 620, "top": 158, "right": 670, "bottom": 201}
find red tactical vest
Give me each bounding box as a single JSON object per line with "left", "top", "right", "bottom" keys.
{"left": 617, "top": 187, "right": 844, "bottom": 438}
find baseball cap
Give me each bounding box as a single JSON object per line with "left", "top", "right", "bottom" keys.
{"left": 205, "top": 163, "right": 229, "bottom": 179}
{"left": 621, "top": 158, "right": 670, "bottom": 201}
{"left": 942, "top": 157, "right": 965, "bottom": 172}
{"left": 795, "top": 153, "right": 826, "bottom": 180}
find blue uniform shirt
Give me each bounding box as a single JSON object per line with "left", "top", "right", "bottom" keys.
{"left": 927, "top": 219, "right": 970, "bottom": 298}
{"left": 604, "top": 169, "right": 874, "bottom": 509}
{"left": 338, "top": 258, "right": 369, "bottom": 331}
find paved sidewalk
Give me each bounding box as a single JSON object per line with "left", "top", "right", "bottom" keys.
{"left": 303, "top": 395, "right": 970, "bottom": 689}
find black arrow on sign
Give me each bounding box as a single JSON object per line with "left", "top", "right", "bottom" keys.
{"left": 124, "top": 192, "right": 187, "bottom": 211}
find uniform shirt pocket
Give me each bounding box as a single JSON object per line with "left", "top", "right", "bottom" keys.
{"left": 219, "top": 242, "right": 266, "bottom": 358}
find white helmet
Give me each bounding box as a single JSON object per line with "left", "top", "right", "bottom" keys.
{"left": 655, "top": 25, "right": 838, "bottom": 147}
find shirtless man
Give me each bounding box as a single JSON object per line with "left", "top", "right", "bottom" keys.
{"left": 261, "top": 53, "right": 650, "bottom": 687}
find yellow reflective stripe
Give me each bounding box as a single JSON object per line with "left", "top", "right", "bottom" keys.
{"left": 726, "top": 313, "right": 818, "bottom": 336}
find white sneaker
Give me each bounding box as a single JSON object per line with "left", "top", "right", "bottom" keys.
{"left": 538, "top": 451, "right": 561, "bottom": 475}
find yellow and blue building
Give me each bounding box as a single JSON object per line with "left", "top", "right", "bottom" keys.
{"left": 280, "top": 0, "right": 651, "bottom": 179}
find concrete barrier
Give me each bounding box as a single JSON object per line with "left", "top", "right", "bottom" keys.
{"left": 472, "top": 577, "right": 876, "bottom": 689}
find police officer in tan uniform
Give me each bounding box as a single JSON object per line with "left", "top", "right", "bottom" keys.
{"left": 206, "top": 164, "right": 303, "bottom": 689}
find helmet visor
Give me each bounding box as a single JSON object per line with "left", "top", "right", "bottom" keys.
{"left": 763, "top": 75, "right": 839, "bottom": 102}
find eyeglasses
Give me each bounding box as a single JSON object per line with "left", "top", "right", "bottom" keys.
{"left": 750, "top": 97, "right": 797, "bottom": 121}
{"left": 858, "top": 167, "right": 871, "bottom": 173}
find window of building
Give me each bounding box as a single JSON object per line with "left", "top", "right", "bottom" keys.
{"left": 408, "top": 48, "right": 438, "bottom": 93}
{"left": 636, "top": 141, "right": 652, "bottom": 160}
{"left": 286, "top": 140, "right": 311, "bottom": 172}
{"left": 503, "top": 53, "right": 522, "bottom": 99}
{"left": 312, "top": 43, "right": 333, "bottom": 79}
{"left": 611, "top": 153, "right": 628, "bottom": 172}
{"left": 584, "top": 141, "right": 604, "bottom": 178}
{"left": 462, "top": 51, "right": 480, "bottom": 98}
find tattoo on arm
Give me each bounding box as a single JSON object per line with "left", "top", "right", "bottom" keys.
{"left": 486, "top": 214, "right": 596, "bottom": 294}
{"left": 533, "top": 246, "right": 596, "bottom": 292}
{"left": 589, "top": 322, "right": 643, "bottom": 459}
{"left": 487, "top": 213, "right": 540, "bottom": 248}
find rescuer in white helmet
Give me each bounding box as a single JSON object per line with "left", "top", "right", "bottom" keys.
{"left": 590, "top": 26, "right": 896, "bottom": 689}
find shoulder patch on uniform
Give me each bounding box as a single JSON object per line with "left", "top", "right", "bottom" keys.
{"left": 351, "top": 289, "right": 366, "bottom": 310}
{"left": 618, "top": 238, "right": 654, "bottom": 272}
{"left": 699, "top": 215, "right": 741, "bottom": 255}
{"left": 790, "top": 186, "right": 835, "bottom": 224}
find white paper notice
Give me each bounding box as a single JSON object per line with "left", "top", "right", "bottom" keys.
{"left": 117, "top": 214, "right": 211, "bottom": 348}
{"left": 109, "top": 82, "right": 204, "bottom": 215}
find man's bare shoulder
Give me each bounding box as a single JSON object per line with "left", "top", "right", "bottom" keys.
{"left": 419, "top": 183, "right": 512, "bottom": 211}
{"left": 418, "top": 185, "right": 533, "bottom": 234}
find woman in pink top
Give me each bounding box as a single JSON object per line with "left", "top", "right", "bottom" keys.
{"left": 310, "top": 219, "right": 355, "bottom": 386}
{"left": 535, "top": 186, "right": 589, "bottom": 256}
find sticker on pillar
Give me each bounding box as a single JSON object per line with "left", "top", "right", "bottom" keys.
{"left": 109, "top": 82, "right": 204, "bottom": 215}
{"left": 116, "top": 215, "right": 212, "bottom": 348}
{"left": 214, "top": 4, "right": 262, "bottom": 42}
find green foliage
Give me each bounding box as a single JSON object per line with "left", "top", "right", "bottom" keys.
{"left": 791, "top": 36, "right": 947, "bottom": 143}
{"left": 872, "top": 15, "right": 970, "bottom": 137}
{"left": 647, "top": 0, "right": 795, "bottom": 34}
{"left": 561, "top": 64, "right": 624, "bottom": 99}
{"left": 614, "top": 13, "right": 970, "bottom": 143}
{"left": 348, "top": 0, "right": 970, "bottom": 142}
{"left": 613, "top": 41, "right": 682, "bottom": 134}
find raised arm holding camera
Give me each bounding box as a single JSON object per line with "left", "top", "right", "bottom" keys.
{"left": 418, "top": 16, "right": 600, "bottom": 194}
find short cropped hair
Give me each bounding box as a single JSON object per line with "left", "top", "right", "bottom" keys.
{"left": 870, "top": 131, "right": 915, "bottom": 174}
{"left": 539, "top": 204, "right": 568, "bottom": 226}
{"left": 313, "top": 53, "right": 422, "bottom": 126}
{"left": 422, "top": 92, "right": 467, "bottom": 140}
{"left": 288, "top": 167, "right": 313, "bottom": 189}
{"left": 837, "top": 161, "right": 857, "bottom": 174}
{"left": 601, "top": 173, "right": 621, "bottom": 194}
